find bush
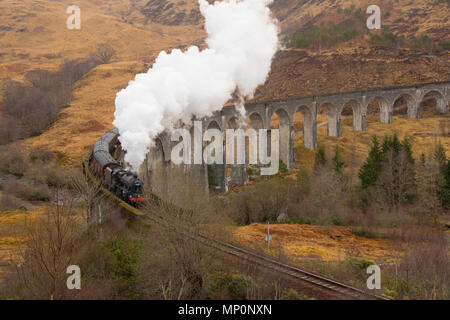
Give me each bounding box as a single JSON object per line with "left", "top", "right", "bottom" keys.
{"left": 283, "top": 21, "right": 361, "bottom": 50}
{"left": 281, "top": 288, "right": 311, "bottom": 300}
{"left": 94, "top": 43, "right": 116, "bottom": 64}
{"left": 331, "top": 215, "right": 344, "bottom": 226}
{"left": 352, "top": 228, "right": 375, "bottom": 238}
{"left": 29, "top": 146, "right": 54, "bottom": 163}
{"left": 206, "top": 272, "right": 252, "bottom": 300}
{"left": 278, "top": 159, "right": 288, "bottom": 175}
{"left": 439, "top": 41, "right": 450, "bottom": 50}
{"left": 21, "top": 185, "right": 51, "bottom": 202}
{"left": 290, "top": 216, "right": 313, "bottom": 225}
{"left": 1, "top": 55, "right": 98, "bottom": 143}
{"left": 225, "top": 178, "right": 294, "bottom": 225}
{"left": 0, "top": 177, "right": 50, "bottom": 202}
{"left": 0, "top": 145, "right": 29, "bottom": 176}
{"left": 0, "top": 194, "right": 21, "bottom": 212}
{"left": 347, "top": 257, "right": 374, "bottom": 270}
{"left": 101, "top": 236, "right": 141, "bottom": 299}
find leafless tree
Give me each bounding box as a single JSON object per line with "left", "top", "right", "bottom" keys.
{"left": 94, "top": 43, "right": 116, "bottom": 64}
{"left": 71, "top": 169, "right": 104, "bottom": 224}
{"left": 10, "top": 187, "right": 84, "bottom": 299}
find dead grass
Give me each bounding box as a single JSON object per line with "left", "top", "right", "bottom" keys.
{"left": 294, "top": 113, "right": 450, "bottom": 169}
{"left": 233, "top": 223, "right": 400, "bottom": 264}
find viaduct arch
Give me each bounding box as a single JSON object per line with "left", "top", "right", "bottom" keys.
{"left": 143, "top": 81, "right": 450, "bottom": 195}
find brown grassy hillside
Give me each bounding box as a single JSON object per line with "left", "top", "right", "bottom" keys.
{"left": 0, "top": 0, "right": 448, "bottom": 163}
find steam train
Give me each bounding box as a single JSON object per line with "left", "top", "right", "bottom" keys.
{"left": 89, "top": 128, "right": 145, "bottom": 206}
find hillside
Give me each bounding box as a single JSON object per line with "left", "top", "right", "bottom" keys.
{"left": 0, "top": 0, "right": 205, "bottom": 81}
{"left": 0, "top": 0, "right": 449, "bottom": 297}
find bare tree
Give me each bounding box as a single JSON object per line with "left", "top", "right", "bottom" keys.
{"left": 71, "top": 169, "right": 104, "bottom": 224}
{"left": 94, "top": 43, "right": 116, "bottom": 64}
{"left": 11, "top": 187, "right": 84, "bottom": 299}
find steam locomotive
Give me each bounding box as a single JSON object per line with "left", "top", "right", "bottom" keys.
{"left": 89, "top": 128, "right": 145, "bottom": 206}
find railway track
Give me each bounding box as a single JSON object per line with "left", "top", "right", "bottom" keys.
{"left": 83, "top": 161, "right": 389, "bottom": 300}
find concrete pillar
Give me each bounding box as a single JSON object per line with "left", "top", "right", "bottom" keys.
{"left": 380, "top": 100, "right": 393, "bottom": 123}
{"left": 328, "top": 112, "right": 342, "bottom": 137}
{"left": 278, "top": 120, "right": 291, "bottom": 169}
{"left": 407, "top": 100, "right": 420, "bottom": 119}
{"left": 353, "top": 110, "right": 366, "bottom": 131}
{"left": 436, "top": 97, "right": 447, "bottom": 114}
{"left": 208, "top": 164, "right": 226, "bottom": 192}
{"left": 230, "top": 164, "right": 247, "bottom": 186}
{"left": 304, "top": 117, "right": 317, "bottom": 150}
{"left": 288, "top": 124, "right": 295, "bottom": 169}
{"left": 226, "top": 127, "right": 248, "bottom": 187}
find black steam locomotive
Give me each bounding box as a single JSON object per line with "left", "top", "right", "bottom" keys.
{"left": 89, "top": 128, "right": 145, "bottom": 206}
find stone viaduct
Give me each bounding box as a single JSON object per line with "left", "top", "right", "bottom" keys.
{"left": 141, "top": 81, "right": 450, "bottom": 197}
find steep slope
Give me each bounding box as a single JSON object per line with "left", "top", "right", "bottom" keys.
{"left": 0, "top": 0, "right": 447, "bottom": 164}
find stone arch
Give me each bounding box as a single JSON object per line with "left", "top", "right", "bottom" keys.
{"left": 294, "top": 105, "right": 316, "bottom": 151}
{"left": 226, "top": 116, "right": 241, "bottom": 129}
{"left": 420, "top": 90, "right": 447, "bottom": 115}
{"left": 368, "top": 96, "right": 392, "bottom": 124}
{"left": 204, "top": 118, "right": 222, "bottom": 132}
{"left": 270, "top": 108, "right": 292, "bottom": 169}
{"left": 204, "top": 120, "right": 225, "bottom": 192}
{"left": 341, "top": 99, "right": 364, "bottom": 131}
{"left": 392, "top": 93, "right": 417, "bottom": 119}
{"left": 247, "top": 111, "right": 265, "bottom": 129}
{"left": 318, "top": 102, "right": 340, "bottom": 136}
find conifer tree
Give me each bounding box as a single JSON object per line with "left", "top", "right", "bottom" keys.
{"left": 359, "top": 135, "right": 383, "bottom": 189}
{"left": 434, "top": 142, "right": 447, "bottom": 172}
{"left": 314, "top": 144, "right": 326, "bottom": 170}
{"left": 434, "top": 143, "right": 450, "bottom": 208}
{"left": 332, "top": 144, "right": 345, "bottom": 174}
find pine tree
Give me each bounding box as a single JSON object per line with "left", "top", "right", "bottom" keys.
{"left": 381, "top": 133, "right": 402, "bottom": 155}
{"left": 359, "top": 135, "right": 383, "bottom": 189}
{"left": 401, "top": 135, "right": 414, "bottom": 164}
{"left": 434, "top": 143, "right": 450, "bottom": 208}
{"left": 376, "top": 134, "right": 416, "bottom": 206}
{"left": 332, "top": 144, "right": 345, "bottom": 174}
{"left": 314, "top": 144, "right": 326, "bottom": 170}
{"left": 434, "top": 142, "right": 447, "bottom": 172}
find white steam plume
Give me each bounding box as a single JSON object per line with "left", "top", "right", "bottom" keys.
{"left": 113, "top": 0, "right": 279, "bottom": 170}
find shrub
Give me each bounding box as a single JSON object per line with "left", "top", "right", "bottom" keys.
{"left": 0, "top": 194, "right": 21, "bottom": 212}
{"left": 94, "top": 43, "right": 116, "bottom": 64}
{"left": 278, "top": 159, "right": 288, "bottom": 175}
{"left": 314, "top": 145, "right": 326, "bottom": 170}
{"left": 352, "top": 228, "right": 375, "bottom": 238}
{"left": 0, "top": 145, "right": 29, "bottom": 176}
{"left": 0, "top": 177, "right": 50, "bottom": 202}
{"left": 207, "top": 272, "right": 252, "bottom": 300}
{"left": 284, "top": 21, "right": 361, "bottom": 50}
{"left": 281, "top": 288, "right": 311, "bottom": 300}
{"left": 347, "top": 257, "right": 374, "bottom": 270}
{"left": 29, "top": 146, "right": 54, "bottom": 163}
{"left": 101, "top": 236, "right": 141, "bottom": 299}
{"left": 21, "top": 185, "right": 51, "bottom": 202}
{"left": 290, "top": 216, "right": 313, "bottom": 225}
{"left": 331, "top": 215, "right": 344, "bottom": 226}
{"left": 1, "top": 56, "right": 98, "bottom": 143}
{"left": 439, "top": 41, "right": 450, "bottom": 50}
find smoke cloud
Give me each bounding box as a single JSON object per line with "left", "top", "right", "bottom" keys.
{"left": 113, "top": 0, "right": 279, "bottom": 170}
